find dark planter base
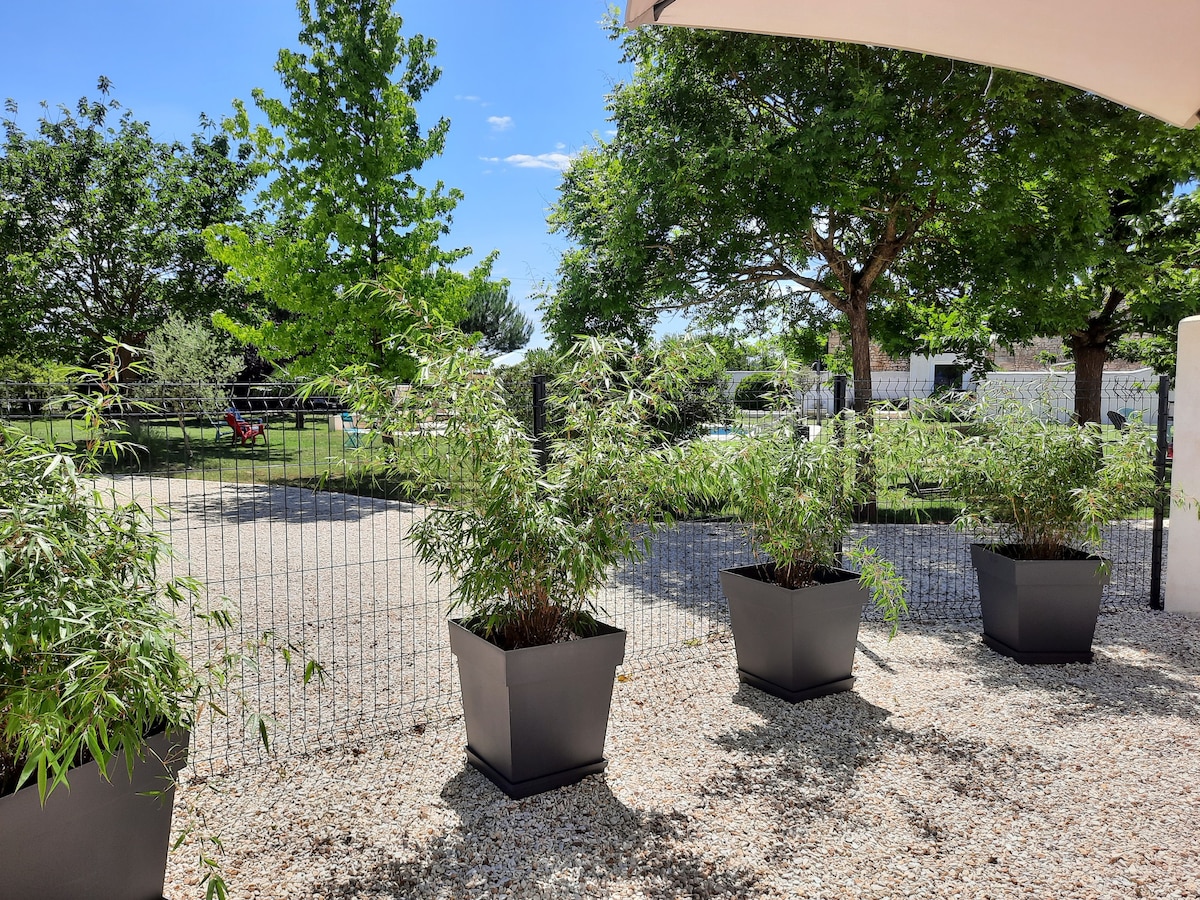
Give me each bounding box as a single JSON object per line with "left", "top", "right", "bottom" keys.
{"left": 737, "top": 670, "right": 856, "bottom": 702}
{"left": 720, "top": 563, "right": 866, "bottom": 704}
{"left": 981, "top": 633, "right": 1094, "bottom": 665}
{"left": 466, "top": 747, "right": 609, "bottom": 800}
{"left": 449, "top": 618, "right": 626, "bottom": 800}
{"left": 0, "top": 727, "right": 189, "bottom": 900}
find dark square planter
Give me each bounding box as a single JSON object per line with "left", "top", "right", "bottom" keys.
{"left": 0, "top": 726, "right": 189, "bottom": 900}
{"left": 719, "top": 563, "right": 866, "bottom": 702}
{"left": 448, "top": 618, "right": 626, "bottom": 799}
{"left": 970, "top": 543, "right": 1109, "bottom": 664}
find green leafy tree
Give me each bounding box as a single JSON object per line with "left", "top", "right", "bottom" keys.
{"left": 207, "top": 0, "right": 491, "bottom": 378}
{"left": 142, "top": 313, "right": 244, "bottom": 456}
{"left": 457, "top": 284, "right": 533, "bottom": 355}
{"left": 0, "top": 79, "right": 256, "bottom": 369}
{"left": 145, "top": 314, "right": 243, "bottom": 387}
{"left": 688, "top": 333, "right": 794, "bottom": 371}
{"left": 548, "top": 26, "right": 1186, "bottom": 412}
{"left": 975, "top": 187, "right": 1200, "bottom": 421}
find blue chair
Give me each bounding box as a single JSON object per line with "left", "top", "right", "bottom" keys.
{"left": 341, "top": 411, "right": 368, "bottom": 448}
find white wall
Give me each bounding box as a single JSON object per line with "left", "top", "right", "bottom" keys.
{"left": 979, "top": 368, "right": 1167, "bottom": 425}
{"left": 906, "top": 353, "right": 967, "bottom": 395}
{"left": 726, "top": 362, "right": 1171, "bottom": 421}
{"left": 1167, "top": 318, "right": 1200, "bottom": 614}
{"left": 725, "top": 370, "right": 833, "bottom": 414}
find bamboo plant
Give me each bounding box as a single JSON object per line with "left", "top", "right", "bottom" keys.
{"left": 699, "top": 364, "right": 908, "bottom": 634}
{"left": 313, "top": 286, "right": 713, "bottom": 649}
{"left": 934, "top": 393, "right": 1161, "bottom": 559}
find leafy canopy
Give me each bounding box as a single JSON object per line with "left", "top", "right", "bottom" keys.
{"left": 920, "top": 170, "right": 1200, "bottom": 423}
{"left": 548, "top": 24, "right": 1187, "bottom": 410}
{"left": 0, "top": 79, "right": 255, "bottom": 366}
{"left": 207, "top": 0, "right": 492, "bottom": 377}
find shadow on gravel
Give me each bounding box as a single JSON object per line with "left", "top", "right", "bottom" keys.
{"left": 704, "top": 689, "right": 896, "bottom": 819}
{"left": 1100, "top": 611, "right": 1200, "bottom": 675}
{"left": 308, "top": 766, "right": 763, "bottom": 899}
{"left": 164, "top": 483, "right": 408, "bottom": 525}
{"left": 706, "top": 686, "right": 1049, "bottom": 849}
{"left": 606, "top": 519, "right": 750, "bottom": 626}
{"left": 922, "top": 624, "right": 1200, "bottom": 724}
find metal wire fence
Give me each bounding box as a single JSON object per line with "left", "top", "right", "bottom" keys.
{"left": 0, "top": 371, "right": 1172, "bottom": 774}
{"left": 713, "top": 370, "right": 1171, "bottom": 621}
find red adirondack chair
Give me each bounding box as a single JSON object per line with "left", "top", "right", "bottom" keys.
{"left": 224, "top": 408, "right": 267, "bottom": 446}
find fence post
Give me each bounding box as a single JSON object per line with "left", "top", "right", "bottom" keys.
{"left": 1150, "top": 373, "right": 1171, "bottom": 610}
{"left": 532, "top": 374, "right": 549, "bottom": 471}
{"left": 831, "top": 373, "right": 849, "bottom": 563}
{"left": 832, "top": 373, "right": 848, "bottom": 418}
{"left": 831, "top": 372, "right": 849, "bottom": 448}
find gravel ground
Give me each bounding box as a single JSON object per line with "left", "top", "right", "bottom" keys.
{"left": 163, "top": 606, "right": 1200, "bottom": 900}
{"left": 106, "top": 476, "right": 1195, "bottom": 898}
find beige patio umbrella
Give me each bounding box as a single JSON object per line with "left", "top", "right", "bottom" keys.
{"left": 626, "top": 0, "right": 1200, "bottom": 614}
{"left": 626, "top": 0, "right": 1200, "bottom": 128}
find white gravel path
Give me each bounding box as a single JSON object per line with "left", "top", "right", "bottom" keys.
{"left": 162, "top": 607, "right": 1200, "bottom": 900}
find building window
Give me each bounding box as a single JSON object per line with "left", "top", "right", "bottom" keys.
{"left": 933, "top": 364, "right": 965, "bottom": 391}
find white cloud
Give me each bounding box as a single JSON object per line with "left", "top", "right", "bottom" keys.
{"left": 479, "top": 156, "right": 500, "bottom": 164}
{"left": 555, "top": 142, "right": 566, "bottom": 150}
{"left": 503, "top": 152, "right": 573, "bottom": 171}
{"left": 488, "top": 115, "right": 514, "bottom": 132}
{"left": 455, "top": 94, "right": 482, "bottom": 103}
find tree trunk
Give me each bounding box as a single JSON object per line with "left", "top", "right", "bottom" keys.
{"left": 115, "top": 335, "right": 148, "bottom": 381}
{"left": 176, "top": 408, "right": 193, "bottom": 461}
{"left": 1066, "top": 333, "right": 1108, "bottom": 425}
{"left": 845, "top": 296, "right": 873, "bottom": 415}
{"left": 845, "top": 293, "right": 877, "bottom": 521}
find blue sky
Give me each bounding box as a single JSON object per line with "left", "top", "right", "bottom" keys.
{"left": 1, "top": 0, "right": 642, "bottom": 348}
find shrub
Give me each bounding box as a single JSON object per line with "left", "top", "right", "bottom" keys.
{"left": 309, "top": 303, "right": 713, "bottom": 649}
{"left": 733, "top": 367, "right": 819, "bottom": 411}
{"left": 733, "top": 372, "right": 780, "bottom": 410}
{"left": 0, "top": 369, "right": 324, "bottom": 801}
{"left": 925, "top": 396, "right": 1159, "bottom": 558}
{"left": 638, "top": 337, "right": 734, "bottom": 442}
{"left": 0, "top": 425, "right": 199, "bottom": 799}
{"left": 498, "top": 339, "right": 732, "bottom": 444}
{"left": 690, "top": 361, "right": 907, "bottom": 633}
{"left": 909, "top": 389, "right": 976, "bottom": 423}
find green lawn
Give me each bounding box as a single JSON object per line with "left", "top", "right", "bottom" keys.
{"left": 8, "top": 412, "right": 379, "bottom": 484}
{"left": 4, "top": 409, "right": 1155, "bottom": 521}
{"left": 3, "top": 411, "right": 482, "bottom": 504}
